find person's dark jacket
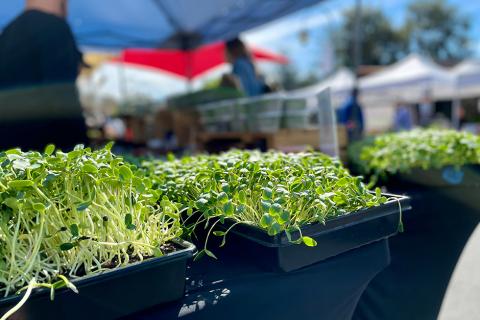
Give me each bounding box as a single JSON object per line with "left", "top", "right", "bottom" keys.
{"left": 0, "top": 10, "right": 87, "bottom": 151}
{"left": 338, "top": 96, "right": 364, "bottom": 142}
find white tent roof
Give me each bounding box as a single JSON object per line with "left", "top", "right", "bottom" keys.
{"left": 359, "top": 53, "right": 455, "bottom": 101}
{"left": 451, "top": 59, "right": 480, "bottom": 76}
{"left": 79, "top": 62, "right": 187, "bottom": 103}
{"left": 448, "top": 59, "right": 480, "bottom": 98}
{"left": 451, "top": 59, "right": 480, "bottom": 88}
{"left": 360, "top": 53, "right": 454, "bottom": 89}
{"left": 292, "top": 67, "right": 355, "bottom": 96}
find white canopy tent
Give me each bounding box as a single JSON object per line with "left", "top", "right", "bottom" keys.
{"left": 78, "top": 62, "right": 200, "bottom": 126}
{"left": 290, "top": 68, "right": 355, "bottom": 109}
{"left": 78, "top": 62, "right": 190, "bottom": 116}
{"left": 294, "top": 68, "right": 355, "bottom": 96}
{"left": 450, "top": 59, "right": 480, "bottom": 99}
{"left": 360, "top": 53, "right": 456, "bottom": 101}
{"left": 357, "top": 54, "right": 456, "bottom": 132}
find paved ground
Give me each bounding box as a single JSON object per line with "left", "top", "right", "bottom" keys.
{"left": 438, "top": 224, "right": 480, "bottom": 319}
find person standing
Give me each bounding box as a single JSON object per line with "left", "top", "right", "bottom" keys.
{"left": 393, "top": 101, "right": 414, "bottom": 131}
{"left": 418, "top": 91, "right": 434, "bottom": 127}
{"left": 0, "top": 0, "right": 88, "bottom": 151}
{"left": 338, "top": 87, "right": 364, "bottom": 142}
{"left": 225, "top": 37, "right": 267, "bottom": 97}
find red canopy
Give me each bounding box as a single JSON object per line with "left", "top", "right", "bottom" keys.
{"left": 114, "top": 42, "right": 288, "bottom": 80}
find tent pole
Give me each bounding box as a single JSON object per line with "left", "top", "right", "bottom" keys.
{"left": 186, "top": 51, "right": 193, "bottom": 93}
{"left": 181, "top": 35, "right": 193, "bottom": 92}
{"left": 353, "top": 0, "right": 362, "bottom": 83}
{"left": 452, "top": 79, "right": 461, "bottom": 129}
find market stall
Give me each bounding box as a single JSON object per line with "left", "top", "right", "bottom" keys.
{"left": 358, "top": 54, "right": 456, "bottom": 132}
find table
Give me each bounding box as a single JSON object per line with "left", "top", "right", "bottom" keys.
{"left": 197, "top": 127, "right": 348, "bottom": 155}
{"left": 130, "top": 239, "right": 390, "bottom": 320}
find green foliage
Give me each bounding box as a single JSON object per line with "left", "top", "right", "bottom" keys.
{"left": 333, "top": 7, "right": 407, "bottom": 68}
{"left": 334, "top": 1, "right": 472, "bottom": 68}
{"left": 143, "top": 150, "right": 387, "bottom": 249}
{"left": 0, "top": 145, "right": 182, "bottom": 302}
{"left": 404, "top": 0, "right": 471, "bottom": 63}
{"left": 277, "top": 62, "right": 319, "bottom": 90}
{"left": 346, "top": 136, "right": 376, "bottom": 175}
{"left": 360, "top": 129, "right": 480, "bottom": 176}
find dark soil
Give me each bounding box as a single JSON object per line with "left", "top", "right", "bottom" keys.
{"left": 76, "top": 241, "right": 179, "bottom": 276}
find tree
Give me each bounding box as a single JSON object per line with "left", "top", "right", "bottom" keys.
{"left": 404, "top": 0, "right": 471, "bottom": 63}
{"left": 333, "top": 7, "right": 407, "bottom": 68}
{"left": 277, "top": 63, "right": 319, "bottom": 90}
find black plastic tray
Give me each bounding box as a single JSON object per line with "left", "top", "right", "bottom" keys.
{"left": 0, "top": 239, "right": 195, "bottom": 320}
{"left": 391, "top": 165, "right": 480, "bottom": 189}
{"left": 213, "top": 194, "right": 410, "bottom": 272}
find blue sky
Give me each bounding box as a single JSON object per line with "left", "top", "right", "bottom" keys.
{"left": 245, "top": 0, "right": 480, "bottom": 79}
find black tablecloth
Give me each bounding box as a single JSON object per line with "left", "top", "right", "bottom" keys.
{"left": 129, "top": 239, "right": 390, "bottom": 320}
{"left": 354, "top": 185, "right": 480, "bottom": 320}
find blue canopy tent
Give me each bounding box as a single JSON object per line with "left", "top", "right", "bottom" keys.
{"left": 0, "top": 0, "right": 325, "bottom": 49}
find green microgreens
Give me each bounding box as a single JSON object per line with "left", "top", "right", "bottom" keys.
{"left": 360, "top": 129, "right": 480, "bottom": 177}
{"left": 143, "top": 150, "right": 386, "bottom": 257}
{"left": 0, "top": 143, "right": 182, "bottom": 316}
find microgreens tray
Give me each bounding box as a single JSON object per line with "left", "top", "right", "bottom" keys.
{"left": 0, "top": 239, "right": 195, "bottom": 320}
{"left": 359, "top": 129, "right": 480, "bottom": 177}
{"left": 211, "top": 194, "right": 410, "bottom": 272}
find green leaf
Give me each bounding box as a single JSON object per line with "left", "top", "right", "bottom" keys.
{"left": 238, "top": 190, "right": 247, "bottom": 203}
{"left": 166, "top": 152, "right": 176, "bottom": 162}
{"left": 3, "top": 198, "right": 18, "bottom": 210}
{"left": 375, "top": 187, "right": 382, "bottom": 198}
{"left": 221, "top": 183, "right": 230, "bottom": 193}
{"left": 70, "top": 224, "right": 79, "bottom": 237}
{"left": 105, "top": 141, "right": 114, "bottom": 151}
{"left": 82, "top": 164, "right": 98, "bottom": 174}
{"left": 336, "top": 177, "right": 349, "bottom": 187}
{"left": 76, "top": 202, "right": 90, "bottom": 212}
{"left": 219, "top": 237, "right": 227, "bottom": 247}
{"left": 302, "top": 236, "right": 317, "bottom": 247}
{"left": 153, "top": 247, "right": 164, "bottom": 257}
{"left": 261, "top": 200, "right": 271, "bottom": 213}
{"left": 262, "top": 187, "right": 273, "bottom": 200}
{"left": 204, "top": 249, "right": 217, "bottom": 259}
{"left": 213, "top": 231, "right": 226, "bottom": 236}
{"left": 43, "top": 173, "right": 58, "bottom": 187}
{"left": 119, "top": 165, "right": 133, "bottom": 180}
{"left": 278, "top": 210, "right": 290, "bottom": 224}
{"left": 5, "top": 149, "right": 21, "bottom": 155}
{"left": 124, "top": 214, "right": 136, "bottom": 230}
{"left": 260, "top": 213, "right": 274, "bottom": 228}
{"left": 267, "top": 222, "right": 282, "bottom": 236}
{"left": 223, "top": 201, "right": 234, "bottom": 216}
{"left": 67, "top": 150, "right": 83, "bottom": 160}
{"left": 195, "top": 198, "right": 209, "bottom": 208}
{"left": 125, "top": 213, "right": 133, "bottom": 226}
{"left": 217, "top": 192, "right": 229, "bottom": 204}
{"left": 8, "top": 180, "right": 34, "bottom": 189}
{"left": 60, "top": 243, "right": 76, "bottom": 251}
{"left": 33, "top": 203, "right": 46, "bottom": 212}
{"left": 269, "top": 203, "right": 282, "bottom": 216}
{"left": 44, "top": 144, "right": 55, "bottom": 156}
